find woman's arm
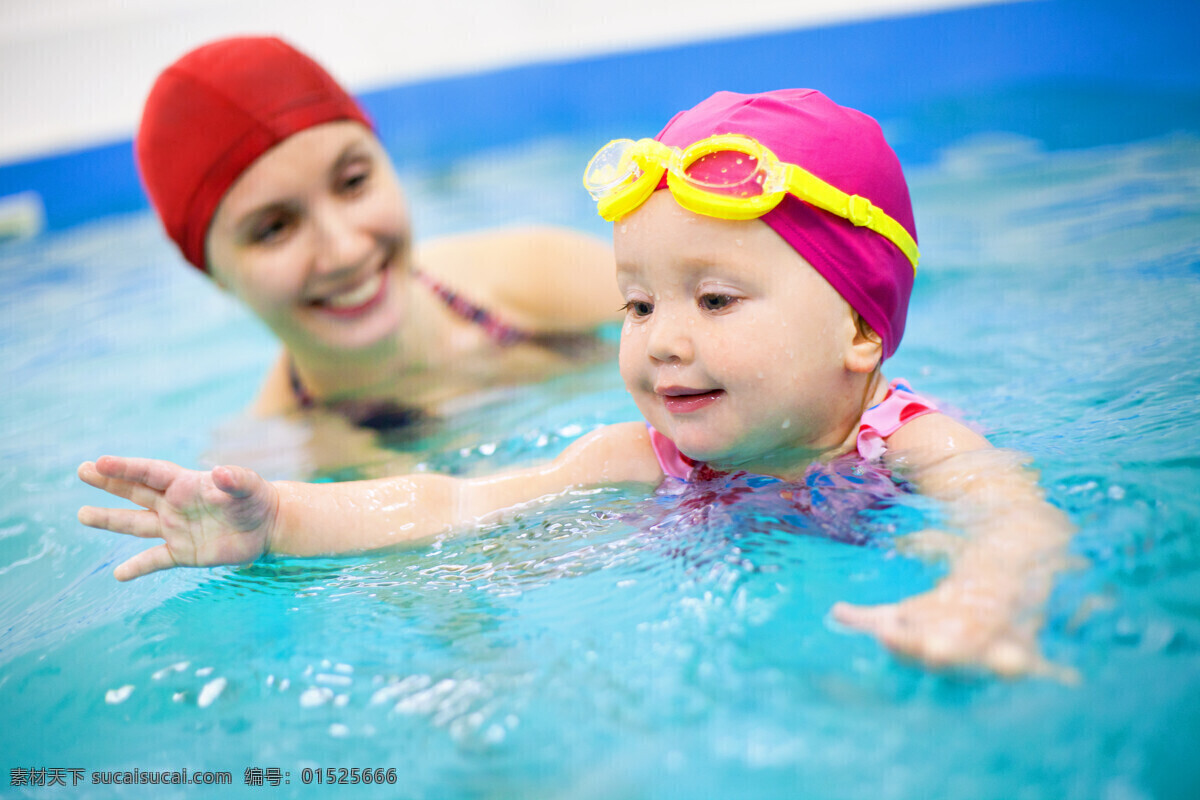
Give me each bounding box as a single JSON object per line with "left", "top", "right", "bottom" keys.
{"left": 833, "top": 412, "right": 1078, "bottom": 679}
{"left": 79, "top": 422, "right": 662, "bottom": 581}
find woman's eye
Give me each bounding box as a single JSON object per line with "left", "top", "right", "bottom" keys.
{"left": 250, "top": 214, "right": 293, "bottom": 245}
{"left": 700, "top": 293, "right": 734, "bottom": 311}
{"left": 622, "top": 300, "right": 654, "bottom": 317}
{"left": 338, "top": 164, "right": 371, "bottom": 195}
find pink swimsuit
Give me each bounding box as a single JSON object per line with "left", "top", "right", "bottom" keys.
{"left": 648, "top": 379, "right": 939, "bottom": 480}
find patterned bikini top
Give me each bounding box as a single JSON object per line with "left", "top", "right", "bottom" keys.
{"left": 648, "top": 378, "right": 940, "bottom": 480}
{"left": 412, "top": 269, "right": 532, "bottom": 347}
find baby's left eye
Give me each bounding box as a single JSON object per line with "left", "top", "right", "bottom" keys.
{"left": 699, "top": 293, "right": 735, "bottom": 311}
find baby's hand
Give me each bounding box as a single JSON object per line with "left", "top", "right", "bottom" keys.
{"left": 78, "top": 456, "right": 280, "bottom": 581}
{"left": 832, "top": 579, "right": 1077, "bottom": 682}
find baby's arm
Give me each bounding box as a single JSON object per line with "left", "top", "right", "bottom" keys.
{"left": 78, "top": 422, "right": 662, "bottom": 581}
{"left": 833, "top": 413, "right": 1076, "bottom": 679}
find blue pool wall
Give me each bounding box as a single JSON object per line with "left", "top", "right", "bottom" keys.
{"left": 2, "top": 0, "right": 1198, "bottom": 235}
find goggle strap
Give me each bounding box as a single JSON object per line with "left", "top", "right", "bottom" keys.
{"left": 783, "top": 165, "right": 919, "bottom": 272}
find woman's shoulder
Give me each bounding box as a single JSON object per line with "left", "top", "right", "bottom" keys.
{"left": 416, "top": 225, "right": 620, "bottom": 333}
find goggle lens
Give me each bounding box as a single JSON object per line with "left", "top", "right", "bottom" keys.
{"left": 583, "top": 139, "right": 643, "bottom": 201}
{"left": 680, "top": 150, "right": 768, "bottom": 198}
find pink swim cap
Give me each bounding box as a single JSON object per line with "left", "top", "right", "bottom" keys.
{"left": 654, "top": 89, "right": 917, "bottom": 360}
{"left": 135, "top": 37, "right": 372, "bottom": 271}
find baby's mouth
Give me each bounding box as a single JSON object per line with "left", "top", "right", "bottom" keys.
{"left": 658, "top": 387, "right": 725, "bottom": 413}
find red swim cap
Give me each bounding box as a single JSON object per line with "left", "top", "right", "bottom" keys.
{"left": 135, "top": 36, "right": 372, "bottom": 271}
{"left": 655, "top": 89, "right": 917, "bottom": 360}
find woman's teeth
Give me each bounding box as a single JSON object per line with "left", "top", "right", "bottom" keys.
{"left": 323, "top": 271, "right": 383, "bottom": 309}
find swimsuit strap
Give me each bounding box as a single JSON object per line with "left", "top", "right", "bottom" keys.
{"left": 286, "top": 356, "right": 423, "bottom": 430}
{"left": 855, "top": 378, "right": 939, "bottom": 461}
{"left": 648, "top": 424, "right": 696, "bottom": 480}
{"left": 414, "top": 269, "right": 532, "bottom": 346}
{"left": 288, "top": 357, "right": 317, "bottom": 409}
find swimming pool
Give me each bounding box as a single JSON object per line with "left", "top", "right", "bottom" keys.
{"left": 3, "top": 3, "right": 1200, "bottom": 798}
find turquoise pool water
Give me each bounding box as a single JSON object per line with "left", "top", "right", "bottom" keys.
{"left": 3, "top": 70, "right": 1200, "bottom": 800}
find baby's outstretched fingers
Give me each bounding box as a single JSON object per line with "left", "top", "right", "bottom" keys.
{"left": 94, "top": 455, "right": 181, "bottom": 491}
{"left": 78, "top": 456, "right": 279, "bottom": 579}
{"left": 114, "top": 543, "right": 178, "bottom": 582}
{"left": 78, "top": 506, "right": 162, "bottom": 539}
{"left": 78, "top": 460, "right": 162, "bottom": 511}
{"left": 833, "top": 599, "right": 967, "bottom": 669}
{"left": 831, "top": 600, "right": 900, "bottom": 637}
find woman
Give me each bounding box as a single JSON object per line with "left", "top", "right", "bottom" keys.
{"left": 137, "top": 36, "right": 620, "bottom": 436}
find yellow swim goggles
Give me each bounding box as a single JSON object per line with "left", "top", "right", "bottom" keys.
{"left": 583, "top": 134, "right": 919, "bottom": 271}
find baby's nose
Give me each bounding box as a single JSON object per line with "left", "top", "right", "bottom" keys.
{"left": 646, "top": 311, "right": 694, "bottom": 363}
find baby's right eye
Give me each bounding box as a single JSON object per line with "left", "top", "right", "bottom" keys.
{"left": 621, "top": 300, "right": 654, "bottom": 318}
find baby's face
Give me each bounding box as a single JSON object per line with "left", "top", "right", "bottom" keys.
{"left": 614, "top": 192, "right": 867, "bottom": 477}
{"left": 206, "top": 121, "right": 413, "bottom": 361}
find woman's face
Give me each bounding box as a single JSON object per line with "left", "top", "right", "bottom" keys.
{"left": 206, "top": 121, "right": 412, "bottom": 360}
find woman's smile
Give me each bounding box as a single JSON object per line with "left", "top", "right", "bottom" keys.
{"left": 309, "top": 262, "right": 389, "bottom": 318}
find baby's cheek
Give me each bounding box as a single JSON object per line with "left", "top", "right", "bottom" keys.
{"left": 616, "top": 332, "right": 644, "bottom": 385}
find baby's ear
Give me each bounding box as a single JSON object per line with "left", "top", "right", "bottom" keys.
{"left": 845, "top": 313, "right": 883, "bottom": 374}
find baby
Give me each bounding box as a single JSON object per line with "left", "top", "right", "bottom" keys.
{"left": 79, "top": 89, "right": 1075, "bottom": 678}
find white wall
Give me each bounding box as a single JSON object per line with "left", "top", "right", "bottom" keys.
{"left": 0, "top": 0, "right": 1014, "bottom": 163}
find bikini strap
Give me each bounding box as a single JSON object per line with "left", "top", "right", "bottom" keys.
{"left": 414, "top": 269, "right": 532, "bottom": 346}
{"left": 288, "top": 356, "right": 316, "bottom": 409}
